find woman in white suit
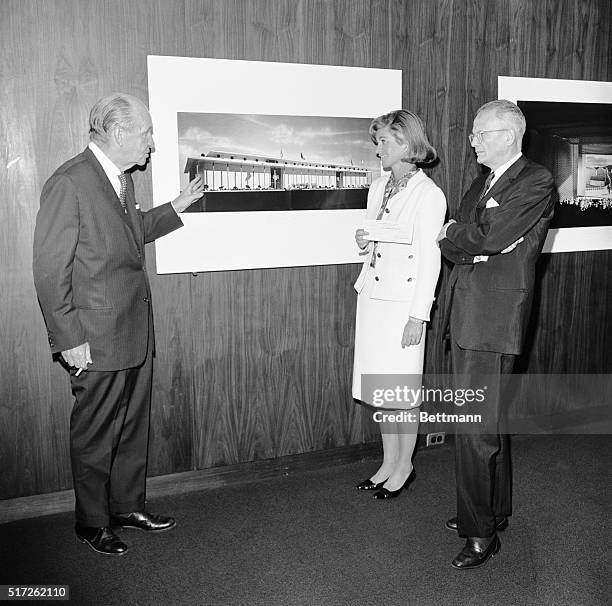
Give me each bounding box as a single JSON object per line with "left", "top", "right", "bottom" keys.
{"left": 353, "top": 110, "right": 446, "bottom": 499}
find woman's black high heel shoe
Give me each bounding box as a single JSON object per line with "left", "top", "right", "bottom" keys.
{"left": 372, "top": 470, "right": 416, "bottom": 499}
{"left": 356, "top": 478, "right": 388, "bottom": 491}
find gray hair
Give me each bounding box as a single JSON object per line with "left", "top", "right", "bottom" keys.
{"left": 476, "top": 99, "right": 526, "bottom": 139}
{"left": 89, "top": 93, "right": 148, "bottom": 142}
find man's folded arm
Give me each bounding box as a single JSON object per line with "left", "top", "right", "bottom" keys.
{"left": 439, "top": 237, "right": 476, "bottom": 264}
{"left": 445, "top": 173, "right": 554, "bottom": 256}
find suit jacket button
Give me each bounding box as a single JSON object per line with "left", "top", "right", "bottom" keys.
{"left": 384, "top": 208, "right": 390, "bottom": 213}
{"left": 377, "top": 252, "right": 381, "bottom": 258}
{"left": 143, "top": 297, "right": 149, "bottom": 302}
{"left": 374, "top": 276, "right": 379, "bottom": 281}
{"left": 407, "top": 277, "right": 413, "bottom": 282}
{"left": 408, "top": 254, "right": 414, "bottom": 259}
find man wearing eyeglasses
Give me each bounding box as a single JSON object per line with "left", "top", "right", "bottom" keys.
{"left": 437, "top": 99, "right": 555, "bottom": 569}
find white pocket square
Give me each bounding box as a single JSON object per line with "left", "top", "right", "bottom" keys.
{"left": 485, "top": 197, "right": 500, "bottom": 208}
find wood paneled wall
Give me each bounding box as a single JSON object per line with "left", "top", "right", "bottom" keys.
{"left": 1, "top": 0, "right": 610, "bottom": 500}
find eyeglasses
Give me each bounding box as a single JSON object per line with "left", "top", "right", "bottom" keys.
{"left": 468, "top": 129, "right": 509, "bottom": 144}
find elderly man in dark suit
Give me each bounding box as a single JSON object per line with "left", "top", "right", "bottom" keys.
{"left": 438, "top": 99, "right": 555, "bottom": 569}
{"left": 33, "top": 93, "right": 203, "bottom": 556}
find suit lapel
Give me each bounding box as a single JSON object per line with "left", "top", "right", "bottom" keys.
{"left": 465, "top": 177, "right": 485, "bottom": 222}
{"left": 83, "top": 147, "right": 140, "bottom": 251}
{"left": 477, "top": 155, "right": 527, "bottom": 211}
{"left": 84, "top": 147, "right": 124, "bottom": 216}
{"left": 368, "top": 174, "right": 390, "bottom": 218}
{"left": 385, "top": 169, "right": 425, "bottom": 214}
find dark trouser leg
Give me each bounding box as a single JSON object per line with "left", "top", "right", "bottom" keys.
{"left": 493, "top": 432, "right": 512, "bottom": 518}
{"left": 109, "top": 345, "right": 153, "bottom": 514}
{"left": 451, "top": 341, "right": 515, "bottom": 537}
{"left": 70, "top": 368, "right": 131, "bottom": 527}
{"left": 69, "top": 346, "right": 153, "bottom": 526}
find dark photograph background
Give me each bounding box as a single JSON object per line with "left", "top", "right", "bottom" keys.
{"left": 519, "top": 100, "right": 612, "bottom": 228}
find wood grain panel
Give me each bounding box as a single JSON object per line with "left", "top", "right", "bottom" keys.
{"left": 507, "top": 0, "right": 612, "bottom": 381}
{"left": 299, "top": 0, "right": 390, "bottom": 68}
{"left": 185, "top": 0, "right": 299, "bottom": 61}
{"left": 147, "top": 250, "right": 196, "bottom": 475}
{"left": 517, "top": 250, "right": 612, "bottom": 374}
{"left": 0, "top": 0, "right": 88, "bottom": 499}
{"left": 190, "top": 263, "right": 375, "bottom": 469}
{"left": 509, "top": 0, "right": 611, "bottom": 80}
{"left": 1, "top": 0, "right": 611, "bottom": 500}
{"left": 184, "top": 0, "right": 388, "bottom": 469}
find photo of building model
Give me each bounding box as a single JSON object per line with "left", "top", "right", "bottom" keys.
{"left": 178, "top": 112, "right": 380, "bottom": 212}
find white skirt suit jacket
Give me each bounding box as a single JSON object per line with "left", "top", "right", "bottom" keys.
{"left": 352, "top": 170, "right": 447, "bottom": 406}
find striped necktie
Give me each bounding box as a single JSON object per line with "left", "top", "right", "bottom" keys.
{"left": 118, "top": 172, "right": 128, "bottom": 214}
{"left": 479, "top": 171, "right": 495, "bottom": 201}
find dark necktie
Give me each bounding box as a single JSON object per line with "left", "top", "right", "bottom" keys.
{"left": 479, "top": 171, "right": 495, "bottom": 201}
{"left": 118, "top": 172, "right": 128, "bottom": 214}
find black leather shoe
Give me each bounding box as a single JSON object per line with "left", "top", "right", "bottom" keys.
{"left": 451, "top": 535, "right": 500, "bottom": 569}
{"left": 372, "top": 470, "right": 416, "bottom": 500}
{"left": 356, "top": 478, "right": 387, "bottom": 491}
{"left": 445, "top": 516, "right": 508, "bottom": 532}
{"left": 110, "top": 511, "right": 176, "bottom": 532}
{"left": 75, "top": 525, "right": 128, "bottom": 556}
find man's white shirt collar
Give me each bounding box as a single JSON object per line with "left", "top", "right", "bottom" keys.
{"left": 88, "top": 141, "right": 122, "bottom": 197}
{"left": 488, "top": 152, "right": 522, "bottom": 190}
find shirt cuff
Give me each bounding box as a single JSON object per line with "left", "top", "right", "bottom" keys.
{"left": 443, "top": 219, "right": 456, "bottom": 239}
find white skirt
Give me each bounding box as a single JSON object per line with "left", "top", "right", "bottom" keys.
{"left": 352, "top": 272, "right": 426, "bottom": 407}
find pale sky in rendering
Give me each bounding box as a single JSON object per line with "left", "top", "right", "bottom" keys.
{"left": 177, "top": 112, "right": 381, "bottom": 176}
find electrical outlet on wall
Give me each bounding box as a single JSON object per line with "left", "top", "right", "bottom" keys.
{"left": 426, "top": 432, "right": 446, "bottom": 447}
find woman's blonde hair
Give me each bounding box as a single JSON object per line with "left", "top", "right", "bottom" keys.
{"left": 369, "top": 110, "right": 437, "bottom": 165}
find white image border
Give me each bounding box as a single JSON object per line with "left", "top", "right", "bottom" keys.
{"left": 498, "top": 76, "right": 612, "bottom": 253}
{"left": 147, "top": 56, "right": 402, "bottom": 273}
